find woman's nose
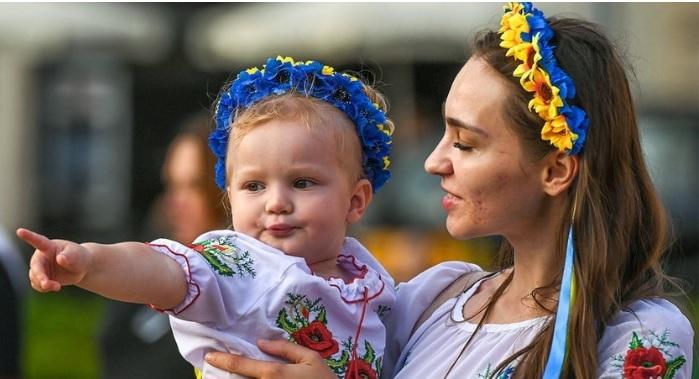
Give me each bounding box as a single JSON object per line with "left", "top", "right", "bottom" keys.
{"left": 424, "top": 137, "right": 452, "bottom": 176}
{"left": 264, "top": 187, "right": 293, "bottom": 214}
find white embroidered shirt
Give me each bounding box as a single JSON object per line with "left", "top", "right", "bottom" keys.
{"left": 149, "top": 230, "right": 395, "bottom": 379}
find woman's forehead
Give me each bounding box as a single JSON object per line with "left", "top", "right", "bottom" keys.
{"left": 444, "top": 58, "right": 509, "bottom": 128}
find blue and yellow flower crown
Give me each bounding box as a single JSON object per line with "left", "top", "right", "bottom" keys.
{"left": 500, "top": 2, "right": 589, "bottom": 154}
{"left": 210, "top": 56, "right": 393, "bottom": 192}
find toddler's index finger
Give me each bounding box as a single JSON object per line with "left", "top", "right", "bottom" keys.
{"left": 16, "top": 228, "right": 56, "bottom": 252}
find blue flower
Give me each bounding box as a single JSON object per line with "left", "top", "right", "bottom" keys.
{"left": 501, "top": 2, "right": 590, "bottom": 155}
{"left": 561, "top": 105, "right": 589, "bottom": 155}
{"left": 211, "top": 57, "right": 393, "bottom": 192}
{"left": 213, "top": 159, "right": 227, "bottom": 190}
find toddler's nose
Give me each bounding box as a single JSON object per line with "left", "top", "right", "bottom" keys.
{"left": 264, "top": 187, "right": 293, "bottom": 214}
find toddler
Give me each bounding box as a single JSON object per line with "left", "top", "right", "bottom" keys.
{"left": 19, "top": 56, "right": 396, "bottom": 379}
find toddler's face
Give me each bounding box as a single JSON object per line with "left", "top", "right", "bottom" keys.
{"left": 226, "top": 119, "right": 365, "bottom": 263}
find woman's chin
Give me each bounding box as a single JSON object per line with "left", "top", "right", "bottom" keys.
{"left": 445, "top": 220, "right": 473, "bottom": 240}
{"left": 445, "top": 216, "right": 491, "bottom": 240}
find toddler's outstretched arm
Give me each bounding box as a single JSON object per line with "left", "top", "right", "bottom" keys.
{"left": 17, "top": 228, "right": 187, "bottom": 310}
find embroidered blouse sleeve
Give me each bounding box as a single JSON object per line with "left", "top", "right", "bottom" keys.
{"left": 597, "top": 298, "right": 694, "bottom": 379}
{"left": 148, "top": 231, "right": 291, "bottom": 326}
{"left": 381, "top": 261, "right": 482, "bottom": 378}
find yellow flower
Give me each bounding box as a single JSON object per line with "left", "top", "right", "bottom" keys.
{"left": 383, "top": 156, "right": 391, "bottom": 169}
{"left": 246, "top": 67, "right": 260, "bottom": 75}
{"left": 276, "top": 56, "right": 297, "bottom": 65}
{"left": 499, "top": 2, "right": 529, "bottom": 49}
{"left": 503, "top": 2, "right": 524, "bottom": 15}
{"left": 499, "top": 2, "right": 526, "bottom": 32}
{"left": 542, "top": 115, "right": 578, "bottom": 152}
{"left": 522, "top": 68, "right": 563, "bottom": 119}
{"left": 322, "top": 66, "right": 335, "bottom": 75}
{"left": 377, "top": 123, "right": 392, "bottom": 136}
{"left": 510, "top": 34, "right": 541, "bottom": 80}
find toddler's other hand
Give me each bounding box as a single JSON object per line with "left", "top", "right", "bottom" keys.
{"left": 17, "top": 228, "right": 90, "bottom": 292}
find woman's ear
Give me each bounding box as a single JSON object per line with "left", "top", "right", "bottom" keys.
{"left": 346, "top": 179, "right": 373, "bottom": 224}
{"left": 542, "top": 151, "right": 579, "bottom": 196}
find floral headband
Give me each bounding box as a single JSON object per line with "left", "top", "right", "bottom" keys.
{"left": 209, "top": 56, "right": 393, "bottom": 192}
{"left": 500, "top": 3, "right": 584, "bottom": 378}
{"left": 500, "top": 2, "right": 590, "bottom": 155}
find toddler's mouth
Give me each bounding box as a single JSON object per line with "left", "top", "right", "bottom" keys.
{"left": 265, "top": 224, "right": 298, "bottom": 238}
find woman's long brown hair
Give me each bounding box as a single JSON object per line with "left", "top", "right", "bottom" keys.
{"left": 472, "top": 18, "right": 681, "bottom": 378}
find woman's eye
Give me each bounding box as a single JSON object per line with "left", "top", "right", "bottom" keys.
{"left": 244, "top": 182, "right": 264, "bottom": 191}
{"left": 293, "top": 179, "right": 315, "bottom": 189}
{"left": 453, "top": 142, "right": 473, "bottom": 151}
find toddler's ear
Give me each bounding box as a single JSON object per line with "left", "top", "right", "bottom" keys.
{"left": 346, "top": 179, "right": 373, "bottom": 224}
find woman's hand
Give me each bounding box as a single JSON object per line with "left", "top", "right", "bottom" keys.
{"left": 205, "top": 339, "right": 336, "bottom": 379}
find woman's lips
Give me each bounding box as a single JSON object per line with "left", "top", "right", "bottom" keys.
{"left": 441, "top": 191, "right": 460, "bottom": 210}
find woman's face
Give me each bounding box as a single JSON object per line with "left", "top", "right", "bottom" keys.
{"left": 425, "top": 57, "right": 547, "bottom": 241}
{"left": 163, "top": 136, "right": 216, "bottom": 243}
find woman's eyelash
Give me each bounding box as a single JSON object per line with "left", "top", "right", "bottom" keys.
{"left": 453, "top": 142, "right": 473, "bottom": 151}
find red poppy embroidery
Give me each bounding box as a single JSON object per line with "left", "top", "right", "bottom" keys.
{"left": 616, "top": 331, "right": 686, "bottom": 379}
{"left": 276, "top": 293, "right": 383, "bottom": 378}
{"left": 291, "top": 320, "right": 340, "bottom": 359}
{"left": 345, "top": 358, "right": 378, "bottom": 379}
{"left": 623, "top": 347, "right": 667, "bottom": 378}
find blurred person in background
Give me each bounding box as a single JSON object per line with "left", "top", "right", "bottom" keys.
{"left": 0, "top": 227, "right": 27, "bottom": 379}
{"left": 98, "top": 112, "right": 227, "bottom": 379}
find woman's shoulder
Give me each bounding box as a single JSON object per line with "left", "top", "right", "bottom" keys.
{"left": 401, "top": 261, "right": 482, "bottom": 290}
{"left": 606, "top": 298, "right": 692, "bottom": 332}
{"left": 394, "top": 261, "right": 482, "bottom": 310}
{"left": 597, "top": 298, "right": 694, "bottom": 378}
{"left": 382, "top": 261, "right": 483, "bottom": 377}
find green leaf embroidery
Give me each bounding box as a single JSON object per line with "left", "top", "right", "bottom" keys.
{"left": 317, "top": 307, "right": 327, "bottom": 324}
{"left": 374, "top": 356, "right": 383, "bottom": 376}
{"left": 663, "top": 356, "right": 686, "bottom": 379}
{"left": 629, "top": 332, "right": 644, "bottom": 350}
{"left": 195, "top": 239, "right": 256, "bottom": 278}
{"left": 363, "top": 340, "right": 375, "bottom": 365}
{"left": 275, "top": 309, "right": 296, "bottom": 334}
{"left": 201, "top": 250, "right": 235, "bottom": 276}
{"left": 326, "top": 350, "right": 349, "bottom": 373}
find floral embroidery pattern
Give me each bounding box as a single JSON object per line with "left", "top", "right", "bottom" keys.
{"left": 276, "top": 293, "right": 341, "bottom": 359}
{"left": 190, "top": 236, "right": 255, "bottom": 278}
{"left": 478, "top": 363, "right": 515, "bottom": 379}
{"left": 375, "top": 304, "right": 391, "bottom": 320}
{"left": 275, "top": 293, "right": 381, "bottom": 378}
{"left": 341, "top": 338, "right": 381, "bottom": 379}
{"left": 611, "top": 330, "right": 686, "bottom": 379}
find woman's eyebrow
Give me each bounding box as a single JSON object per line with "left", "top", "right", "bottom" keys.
{"left": 441, "top": 102, "right": 489, "bottom": 138}
{"left": 445, "top": 116, "right": 489, "bottom": 138}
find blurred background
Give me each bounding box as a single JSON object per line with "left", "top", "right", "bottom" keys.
{"left": 0, "top": 3, "right": 696, "bottom": 378}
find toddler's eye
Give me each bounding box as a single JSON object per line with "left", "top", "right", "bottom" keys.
{"left": 244, "top": 182, "right": 264, "bottom": 192}
{"left": 453, "top": 142, "right": 473, "bottom": 152}
{"left": 293, "top": 179, "right": 315, "bottom": 189}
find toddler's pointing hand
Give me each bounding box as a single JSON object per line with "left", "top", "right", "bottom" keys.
{"left": 17, "top": 228, "right": 90, "bottom": 292}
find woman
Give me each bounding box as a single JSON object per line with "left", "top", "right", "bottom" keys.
{"left": 204, "top": 3, "right": 694, "bottom": 378}
{"left": 160, "top": 112, "right": 229, "bottom": 243}
{"left": 99, "top": 112, "right": 228, "bottom": 379}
